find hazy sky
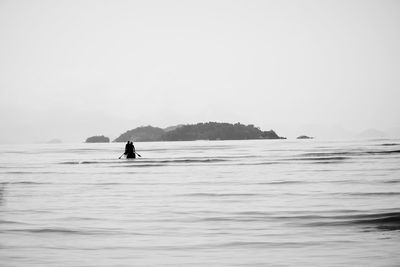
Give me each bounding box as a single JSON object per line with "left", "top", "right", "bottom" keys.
{"left": 1, "top": 0, "right": 399, "bottom": 143}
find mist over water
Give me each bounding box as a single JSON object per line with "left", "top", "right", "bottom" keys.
{"left": 0, "top": 139, "right": 400, "bottom": 266}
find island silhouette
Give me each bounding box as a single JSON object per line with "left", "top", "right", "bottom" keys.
{"left": 112, "top": 122, "right": 285, "bottom": 142}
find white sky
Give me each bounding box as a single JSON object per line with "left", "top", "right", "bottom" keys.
{"left": 1, "top": 0, "right": 399, "bottom": 143}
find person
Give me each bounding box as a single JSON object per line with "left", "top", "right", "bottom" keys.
{"left": 126, "top": 141, "right": 136, "bottom": 159}
{"left": 124, "top": 141, "right": 130, "bottom": 156}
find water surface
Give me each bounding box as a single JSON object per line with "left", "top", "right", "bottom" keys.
{"left": 0, "top": 139, "right": 399, "bottom": 266}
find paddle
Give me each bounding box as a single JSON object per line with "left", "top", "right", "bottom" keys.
{"left": 135, "top": 152, "right": 142, "bottom": 157}
{"left": 118, "top": 153, "right": 125, "bottom": 159}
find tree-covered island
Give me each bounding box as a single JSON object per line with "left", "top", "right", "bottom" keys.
{"left": 114, "top": 122, "right": 285, "bottom": 142}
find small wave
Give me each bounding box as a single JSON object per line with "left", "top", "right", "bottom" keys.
{"left": 1, "top": 171, "right": 56, "bottom": 174}
{"left": 216, "top": 241, "right": 320, "bottom": 248}
{"left": 300, "top": 152, "right": 355, "bottom": 157}
{"left": 244, "top": 161, "right": 283, "bottom": 166}
{"left": 182, "top": 193, "right": 264, "bottom": 198}
{"left": 290, "top": 156, "right": 349, "bottom": 161}
{"left": 383, "top": 179, "right": 400, "bottom": 184}
{"left": 60, "top": 161, "right": 79, "bottom": 165}
{"left": 200, "top": 213, "right": 326, "bottom": 223}
{"left": 201, "top": 216, "right": 253, "bottom": 222}
{"left": 7, "top": 181, "right": 49, "bottom": 185}
{"left": 60, "top": 161, "right": 99, "bottom": 165}
{"left": 366, "top": 150, "right": 400, "bottom": 155}
{"left": 0, "top": 220, "right": 29, "bottom": 225}
{"left": 354, "top": 212, "right": 400, "bottom": 230}
{"left": 305, "top": 212, "right": 400, "bottom": 231}
{"left": 345, "top": 192, "right": 400, "bottom": 197}
{"left": 156, "top": 158, "right": 227, "bottom": 163}
{"left": 299, "top": 149, "right": 400, "bottom": 158}
{"left": 116, "top": 164, "right": 168, "bottom": 168}
{"left": 379, "top": 143, "right": 399, "bottom": 146}
{"left": 256, "top": 180, "right": 305, "bottom": 185}
{"left": 8, "top": 228, "right": 104, "bottom": 235}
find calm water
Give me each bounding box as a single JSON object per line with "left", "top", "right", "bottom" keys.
{"left": 0, "top": 139, "right": 399, "bottom": 266}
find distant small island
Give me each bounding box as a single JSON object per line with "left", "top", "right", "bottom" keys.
{"left": 114, "top": 122, "right": 285, "bottom": 142}
{"left": 297, "top": 135, "right": 314, "bottom": 139}
{"left": 85, "top": 135, "right": 110, "bottom": 143}
{"left": 47, "top": 139, "right": 62, "bottom": 144}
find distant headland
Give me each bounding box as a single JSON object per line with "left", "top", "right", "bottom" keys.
{"left": 112, "top": 122, "right": 286, "bottom": 142}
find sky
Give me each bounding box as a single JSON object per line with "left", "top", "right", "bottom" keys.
{"left": 1, "top": 0, "right": 399, "bottom": 143}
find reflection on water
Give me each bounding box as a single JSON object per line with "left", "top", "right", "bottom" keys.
{"left": 0, "top": 139, "right": 399, "bottom": 266}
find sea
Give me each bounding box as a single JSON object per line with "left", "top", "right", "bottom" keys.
{"left": 0, "top": 139, "right": 399, "bottom": 267}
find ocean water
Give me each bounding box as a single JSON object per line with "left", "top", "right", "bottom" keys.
{"left": 0, "top": 139, "right": 399, "bottom": 266}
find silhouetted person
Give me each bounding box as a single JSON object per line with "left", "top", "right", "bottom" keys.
{"left": 124, "top": 141, "right": 130, "bottom": 156}
{"left": 126, "top": 141, "right": 136, "bottom": 159}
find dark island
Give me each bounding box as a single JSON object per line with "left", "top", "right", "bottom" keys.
{"left": 114, "top": 122, "right": 285, "bottom": 142}
{"left": 85, "top": 135, "right": 110, "bottom": 143}
{"left": 297, "top": 135, "right": 314, "bottom": 139}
